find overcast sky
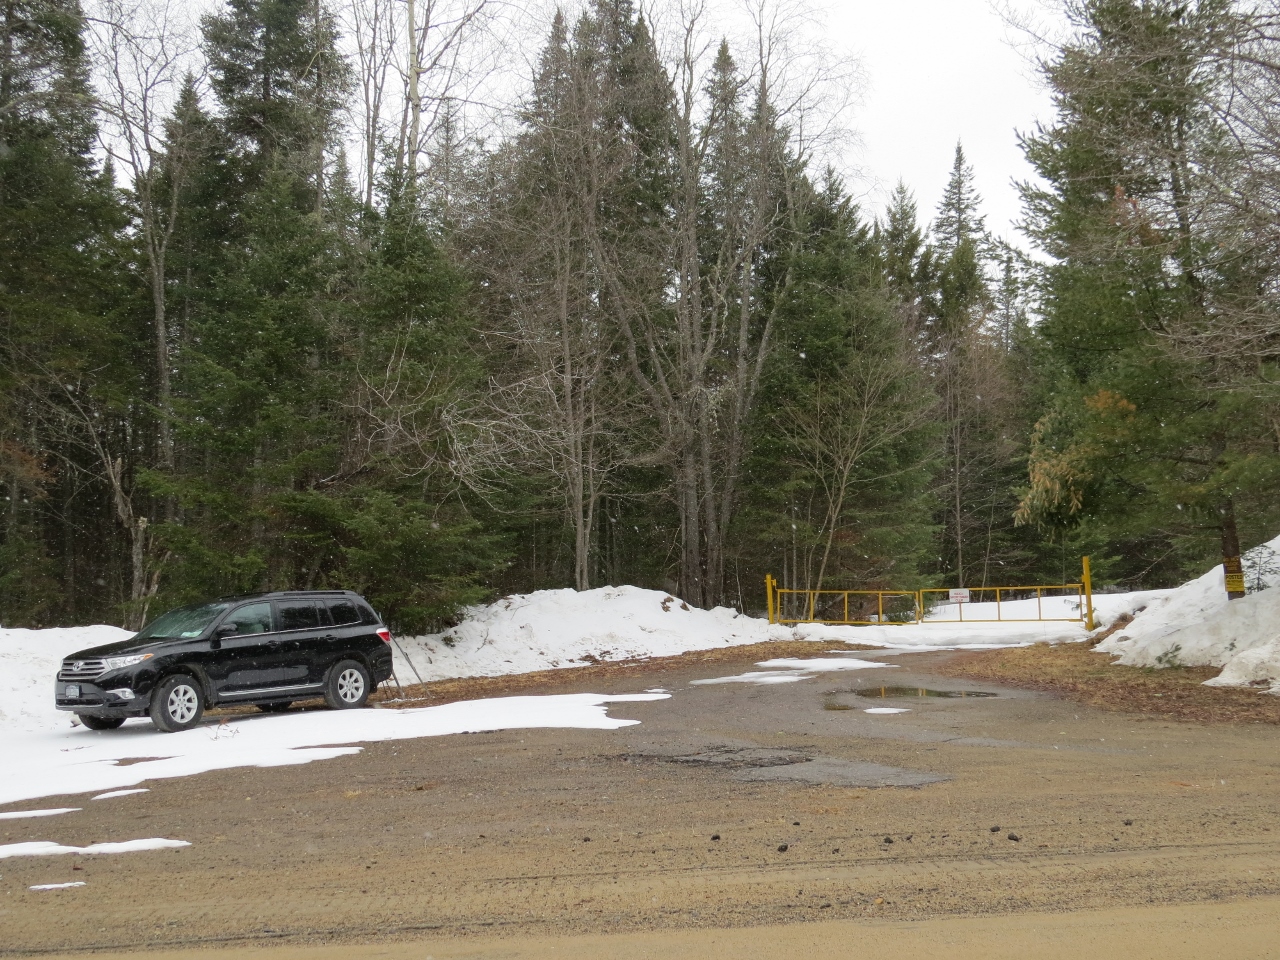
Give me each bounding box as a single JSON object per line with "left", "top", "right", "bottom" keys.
{"left": 829, "top": 0, "right": 1056, "bottom": 245}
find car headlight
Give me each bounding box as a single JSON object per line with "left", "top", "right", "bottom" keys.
{"left": 103, "top": 654, "right": 153, "bottom": 671}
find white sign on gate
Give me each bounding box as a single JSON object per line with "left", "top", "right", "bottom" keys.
{"left": 948, "top": 588, "right": 971, "bottom": 604}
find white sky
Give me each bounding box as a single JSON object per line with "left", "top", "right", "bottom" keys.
{"left": 828, "top": 0, "right": 1056, "bottom": 244}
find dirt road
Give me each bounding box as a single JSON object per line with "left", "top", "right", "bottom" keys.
{"left": 4, "top": 648, "right": 1280, "bottom": 957}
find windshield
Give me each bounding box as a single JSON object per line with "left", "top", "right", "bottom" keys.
{"left": 134, "top": 602, "right": 230, "bottom": 641}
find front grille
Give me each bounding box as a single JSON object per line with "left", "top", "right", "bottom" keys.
{"left": 59, "top": 659, "right": 107, "bottom": 681}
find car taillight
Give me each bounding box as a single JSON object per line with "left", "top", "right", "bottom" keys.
{"left": 376, "top": 628, "right": 392, "bottom": 644}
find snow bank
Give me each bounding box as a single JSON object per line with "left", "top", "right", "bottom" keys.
{"left": 391, "top": 586, "right": 778, "bottom": 684}
{"left": 1096, "top": 534, "right": 1280, "bottom": 691}
{"left": 391, "top": 584, "right": 1166, "bottom": 684}
{"left": 0, "top": 626, "right": 132, "bottom": 734}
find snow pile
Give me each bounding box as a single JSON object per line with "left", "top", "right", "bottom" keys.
{"left": 0, "top": 626, "right": 131, "bottom": 733}
{"left": 1097, "top": 533, "right": 1280, "bottom": 691}
{"left": 392, "top": 586, "right": 780, "bottom": 683}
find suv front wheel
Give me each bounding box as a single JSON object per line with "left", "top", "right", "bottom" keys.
{"left": 325, "top": 660, "right": 371, "bottom": 710}
{"left": 150, "top": 674, "right": 205, "bottom": 732}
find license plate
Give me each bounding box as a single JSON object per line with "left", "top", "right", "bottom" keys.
{"left": 65, "top": 684, "right": 80, "bottom": 698}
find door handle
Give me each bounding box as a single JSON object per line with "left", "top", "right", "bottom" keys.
{"left": 320, "top": 635, "right": 336, "bottom": 641}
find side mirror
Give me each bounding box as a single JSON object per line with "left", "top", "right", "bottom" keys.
{"left": 216, "top": 623, "right": 239, "bottom": 636}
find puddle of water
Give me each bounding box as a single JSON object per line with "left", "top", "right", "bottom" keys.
{"left": 855, "top": 686, "right": 998, "bottom": 699}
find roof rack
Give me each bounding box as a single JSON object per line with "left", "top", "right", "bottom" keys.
{"left": 213, "top": 589, "right": 358, "bottom": 601}
{"left": 262, "top": 589, "right": 355, "bottom": 597}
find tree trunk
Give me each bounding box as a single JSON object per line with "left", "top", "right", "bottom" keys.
{"left": 406, "top": 0, "right": 421, "bottom": 184}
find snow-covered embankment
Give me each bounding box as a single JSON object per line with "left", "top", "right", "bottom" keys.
{"left": 1097, "top": 533, "right": 1280, "bottom": 692}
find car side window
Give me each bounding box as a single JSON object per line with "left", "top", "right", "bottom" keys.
{"left": 277, "top": 600, "right": 320, "bottom": 631}
{"left": 328, "top": 600, "right": 361, "bottom": 626}
{"left": 225, "top": 602, "right": 273, "bottom": 635}
{"left": 356, "top": 602, "right": 379, "bottom": 625}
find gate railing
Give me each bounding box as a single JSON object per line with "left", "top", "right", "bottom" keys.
{"left": 765, "top": 557, "right": 1096, "bottom": 630}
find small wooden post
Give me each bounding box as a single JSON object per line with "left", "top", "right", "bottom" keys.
{"left": 1082, "top": 556, "right": 1096, "bottom": 631}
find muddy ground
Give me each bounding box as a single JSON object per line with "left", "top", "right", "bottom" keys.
{"left": 4, "top": 647, "right": 1280, "bottom": 957}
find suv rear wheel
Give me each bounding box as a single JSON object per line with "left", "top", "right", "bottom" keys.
{"left": 150, "top": 674, "right": 205, "bottom": 732}
{"left": 324, "top": 660, "right": 371, "bottom": 710}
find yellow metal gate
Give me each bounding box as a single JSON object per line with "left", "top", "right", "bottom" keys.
{"left": 765, "top": 557, "right": 1097, "bottom": 630}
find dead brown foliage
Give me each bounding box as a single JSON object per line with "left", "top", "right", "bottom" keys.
{"left": 373, "top": 639, "right": 875, "bottom": 708}
{"left": 937, "top": 642, "right": 1280, "bottom": 724}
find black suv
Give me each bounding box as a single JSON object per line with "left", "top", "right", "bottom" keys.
{"left": 55, "top": 591, "right": 395, "bottom": 732}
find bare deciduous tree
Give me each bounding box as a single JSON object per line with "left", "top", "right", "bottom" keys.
{"left": 88, "top": 0, "right": 202, "bottom": 471}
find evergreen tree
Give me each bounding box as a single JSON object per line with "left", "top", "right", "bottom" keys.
{"left": 1016, "top": 0, "right": 1280, "bottom": 588}
{"left": 741, "top": 176, "right": 938, "bottom": 607}
{"left": 878, "top": 181, "right": 926, "bottom": 307}
{"left": 0, "top": 0, "right": 131, "bottom": 623}
{"left": 202, "top": 0, "right": 349, "bottom": 202}
{"left": 934, "top": 143, "right": 986, "bottom": 260}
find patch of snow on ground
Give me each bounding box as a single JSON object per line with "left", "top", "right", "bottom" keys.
{"left": 0, "top": 838, "right": 190, "bottom": 859}
{"left": 0, "top": 693, "right": 668, "bottom": 806}
{"left": 30, "top": 882, "right": 87, "bottom": 890}
{"left": 691, "top": 656, "right": 895, "bottom": 686}
{"left": 690, "top": 671, "right": 814, "bottom": 686}
{"left": 92, "top": 789, "right": 149, "bottom": 800}
{"left": 785, "top": 590, "right": 1170, "bottom": 651}
{"left": 0, "top": 808, "right": 80, "bottom": 820}
{"left": 755, "top": 657, "right": 898, "bottom": 672}
{"left": 864, "top": 707, "right": 910, "bottom": 715}
{"left": 1096, "top": 533, "right": 1280, "bottom": 691}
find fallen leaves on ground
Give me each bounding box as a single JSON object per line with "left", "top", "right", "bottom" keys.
{"left": 936, "top": 642, "right": 1280, "bottom": 724}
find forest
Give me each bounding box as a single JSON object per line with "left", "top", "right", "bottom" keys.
{"left": 1, "top": 0, "right": 1278, "bottom": 631}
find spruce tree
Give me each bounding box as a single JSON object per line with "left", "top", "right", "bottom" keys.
{"left": 202, "top": 0, "right": 348, "bottom": 201}
{"left": 879, "top": 182, "right": 926, "bottom": 306}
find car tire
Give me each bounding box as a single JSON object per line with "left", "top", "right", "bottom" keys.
{"left": 256, "top": 701, "right": 293, "bottom": 713}
{"left": 149, "top": 675, "right": 205, "bottom": 732}
{"left": 324, "top": 660, "right": 371, "bottom": 710}
{"left": 78, "top": 715, "right": 125, "bottom": 730}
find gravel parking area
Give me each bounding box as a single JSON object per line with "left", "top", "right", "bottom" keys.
{"left": 5, "top": 647, "right": 1280, "bottom": 956}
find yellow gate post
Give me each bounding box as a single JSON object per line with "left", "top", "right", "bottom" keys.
{"left": 765, "top": 575, "right": 775, "bottom": 624}
{"left": 1082, "top": 556, "right": 1096, "bottom": 631}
